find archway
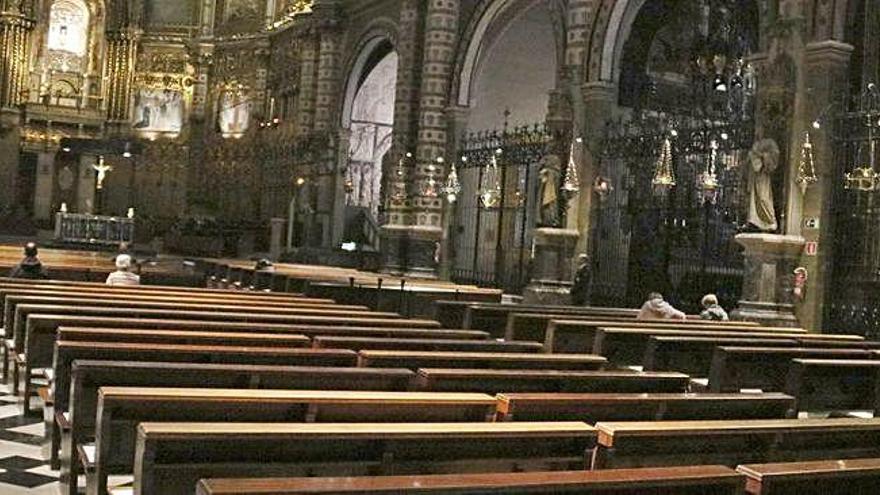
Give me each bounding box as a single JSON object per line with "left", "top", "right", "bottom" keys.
{"left": 340, "top": 39, "right": 398, "bottom": 248}
{"left": 451, "top": 0, "right": 562, "bottom": 291}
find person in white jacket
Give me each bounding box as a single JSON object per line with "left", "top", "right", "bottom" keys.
{"left": 637, "top": 292, "right": 686, "bottom": 320}
{"left": 106, "top": 254, "right": 140, "bottom": 286}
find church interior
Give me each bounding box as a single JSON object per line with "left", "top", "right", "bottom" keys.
{"left": 0, "top": 0, "right": 879, "bottom": 493}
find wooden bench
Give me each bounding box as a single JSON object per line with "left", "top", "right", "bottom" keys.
{"left": 85, "top": 389, "right": 496, "bottom": 495}
{"left": 708, "top": 347, "right": 876, "bottom": 393}
{"left": 644, "top": 337, "right": 801, "bottom": 376}
{"left": 313, "top": 336, "right": 542, "bottom": 353}
{"left": 460, "top": 305, "right": 638, "bottom": 337}
{"left": 37, "top": 341, "right": 358, "bottom": 415}
{"left": 415, "top": 369, "right": 689, "bottom": 394}
{"left": 591, "top": 328, "right": 864, "bottom": 366}
{"left": 0, "top": 277, "right": 313, "bottom": 298}
{"left": 357, "top": 350, "right": 607, "bottom": 370}
{"left": 51, "top": 361, "right": 414, "bottom": 472}
{"left": 541, "top": 320, "right": 820, "bottom": 354}
{"left": 133, "top": 422, "right": 596, "bottom": 495}
{"left": 592, "top": 418, "right": 880, "bottom": 469}
{"left": 737, "top": 457, "right": 880, "bottom": 494}
{"left": 495, "top": 393, "right": 796, "bottom": 422}
{"left": 14, "top": 304, "right": 437, "bottom": 401}
{"left": 196, "top": 465, "right": 746, "bottom": 494}
{"left": 506, "top": 312, "right": 760, "bottom": 344}
{"left": 58, "top": 327, "right": 313, "bottom": 348}
{"left": 784, "top": 358, "right": 880, "bottom": 413}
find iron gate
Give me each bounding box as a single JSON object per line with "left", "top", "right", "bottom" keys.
{"left": 828, "top": 89, "right": 880, "bottom": 338}
{"left": 450, "top": 123, "right": 561, "bottom": 292}
{"left": 592, "top": 114, "right": 754, "bottom": 313}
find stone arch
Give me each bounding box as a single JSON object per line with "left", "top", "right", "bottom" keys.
{"left": 339, "top": 20, "right": 398, "bottom": 128}
{"left": 452, "top": 0, "right": 566, "bottom": 108}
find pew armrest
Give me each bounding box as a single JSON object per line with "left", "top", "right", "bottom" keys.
{"left": 55, "top": 411, "right": 70, "bottom": 431}
{"left": 77, "top": 443, "right": 96, "bottom": 473}
{"left": 38, "top": 387, "right": 53, "bottom": 408}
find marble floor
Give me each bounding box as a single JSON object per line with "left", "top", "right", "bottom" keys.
{"left": 0, "top": 383, "right": 59, "bottom": 494}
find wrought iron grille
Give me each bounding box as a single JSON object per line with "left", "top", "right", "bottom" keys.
{"left": 450, "top": 123, "right": 562, "bottom": 292}
{"left": 592, "top": 113, "right": 754, "bottom": 312}
{"left": 828, "top": 89, "right": 880, "bottom": 338}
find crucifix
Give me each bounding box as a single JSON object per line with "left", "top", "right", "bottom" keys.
{"left": 92, "top": 155, "right": 112, "bottom": 190}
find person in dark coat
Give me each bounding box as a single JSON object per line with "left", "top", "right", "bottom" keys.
{"left": 699, "top": 294, "right": 730, "bottom": 321}
{"left": 9, "top": 242, "right": 48, "bottom": 279}
{"left": 570, "top": 254, "right": 591, "bottom": 306}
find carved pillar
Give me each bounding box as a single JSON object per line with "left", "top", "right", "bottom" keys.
{"left": 295, "top": 33, "right": 318, "bottom": 134}
{"left": 104, "top": 28, "right": 139, "bottom": 129}
{"left": 0, "top": 8, "right": 35, "bottom": 208}
{"left": 312, "top": 1, "right": 340, "bottom": 131}
{"left": 383, "top": 0, "right": 459, "bottom": 278}
{"left": 794, "top": 41, "right": 853, "bottom": 331}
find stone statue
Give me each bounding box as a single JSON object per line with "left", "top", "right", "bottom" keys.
{"left": 747, "top": 138, "right": 780, "bottom": 232}
{"left": 538, "top": 154, "right": 561, "bottom": 227}
{"left": 92, "top": 156, "right": 112, "bottom": 190}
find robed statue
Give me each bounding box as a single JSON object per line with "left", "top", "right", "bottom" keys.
{"left": 747, "top": 138, "right": 780, "bottom": 232}
{"left": 537, "top": 154, "right": 562, "bottom": 226}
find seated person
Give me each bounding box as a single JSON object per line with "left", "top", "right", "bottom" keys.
{"left": 106, "top": 254, "right": 140, "bottom": 286}
{"left": 699, "top": 294, "right": 730, "bottom": 321}
{"left": 9, "top": 242, "right": 48, "bottom": 279}
{"left": 637, "top": 292, "right": 686, "bottom": 320}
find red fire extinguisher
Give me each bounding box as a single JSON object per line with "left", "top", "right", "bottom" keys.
{"left": 793, "top": 267, "right": 808, "bottom": 300}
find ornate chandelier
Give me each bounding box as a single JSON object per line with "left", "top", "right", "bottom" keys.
{"left": 795, "top": 131, "right": 818, "bottom": 194}
{"left": 700, "top": 139, "right": 720, "bottom": 192}
{"left": 844, "top": 115, "right": 880, "bottom": 192}
{"left": 652, "top": 137, "right": 676, "bottom": 196}
{"left": 442, "top": 159, "right": 462, "bottom": 203}
{"left": 562, "top": 137, "right": 582, "bottom": 193}
{"left": 421, "top": 157, "right": 442, "bottom": 198}
{"left": 390, "top": 152, "right": 411, "bottom": 202}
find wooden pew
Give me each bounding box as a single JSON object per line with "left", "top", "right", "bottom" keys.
{"left": 506, "top": 312, "right": 760, "bottom": 344}
{"left": 738, "top": 458, "right": 880, "bottom": 494}
{"left": 643, "top": 337, "right": 801, "bottom": 376}
{"left": 460, "top": 304, "right": 638, "bottom": 337}
{"left": 195, "top": 465, "right": 746, "bottom": 494}
{"left": 37, "top": 341, "right": 358, "bottom": 415}
{"left": 592, "top": 418, "right": 880, "bottom": 469}
{"left": 415, "top": 369, "right": 689, "bottom": 394}
{"left": 51, "top": 361, "right": 414, "bottom": 472}
{"left": 708, "top": 347, "right": 875, "bottom": 393}
{"left": 133, "top": 422, "right": 596, "bottom": 495}
{"left": 313, "top": 336, "right": 543, "bottom": 353}
{"left": 86, "top": 389, "right": 497, "bottom": 495}
{"left": 591, "top": 328, "right": 865, "bottom": 366}
{"left": 0, "top": 277, "right": 313, "bottom": 299}
{"left": 15, "top": 304, "right": 437, "bottom": 399}
{"left": 541, "top": 320, "right": 823, "bottom": 355}
{"left": 357, "top": 350, "right": 607, "bottom": 370}
{"left": 58, "top": 327, "right": 313, "bottom": 348}
{"left": 495, "top": 393, "right": 796, "bottom": 422}
{"left": 784, "top": 359, "right": 880, "bottom": 413}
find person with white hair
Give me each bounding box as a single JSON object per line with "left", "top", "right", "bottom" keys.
{"left": 106, "top": 254, "right": 141, "bottom": 286}
{"left": 699, "top": 293, "right": 729, "bottom": 321}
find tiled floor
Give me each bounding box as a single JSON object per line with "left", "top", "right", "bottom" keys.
{"left": 0, "top": 383, "right": 59, "bottom": 494}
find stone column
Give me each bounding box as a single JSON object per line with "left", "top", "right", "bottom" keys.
{"left": 32, "top": 152, "right": 55, "bottom": 221}
{"left": 0, "top": 9, "right": 35, "bottom": 209}
{"left": 311, "top": 1, "right": 341, "bottom": 132}
{"left": 732, "top": 233, "right": 805, "bottom": 327}
{"left": 295, "top": 33, "right": 318, "bottom": 134}
{"left": 77, "top": 154, "right": 97, "bottom": 214}
{"left": 104, "top": 28, "right": 140, "bottom": 130}
{"left": 793, "top": 41, "right": 853, "bottom": 331}
{"left": 395, "top": 0, "right": 459, "bottom": 278}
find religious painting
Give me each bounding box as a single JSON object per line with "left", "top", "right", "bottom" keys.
{"left": 133, "top": 88, "right": 184, "bottom": 135}
{"left": 218, "top": 91, "right": 250, "bottom": 138}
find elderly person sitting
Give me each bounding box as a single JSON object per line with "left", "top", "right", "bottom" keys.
{"left": 637, "top": 292, "right": 686, "bottom": 320}
{"left": 106, "top": 254, "right": 140, "bottom": 286}
{"left": 699, "top": 294, "right": 729, "bottom": 321}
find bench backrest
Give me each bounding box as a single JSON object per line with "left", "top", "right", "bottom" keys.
{"left": 415, "top": 369, "right": 690, "bottom": 394}
{"left": 737, "top": 458, "right": 880, "bottom": 494}
{"left": 134, "top": 421, "right": 597, "bottom": 495}
{"left": 357, "top": 350, "right": 607, "bottom": 370}
{"left": 784, "top": 358, "right": 880, "bottom": 412}
{"left": 57, "top": 327, "right": 313, "bottom": 348}
{"left": 495, "top": 393, "right": 796, "bottom": 422}
{"left": 592, "top": 418, "right": 880, "bottom": 470}
{"left": 196, "top": 465, "right": 745, "bottom": 494}
{"left": 708, "top": 347, "right": 875, "bottom": 392}
{"left": 312, "top": 336, "right": 542, "bottom": 353}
